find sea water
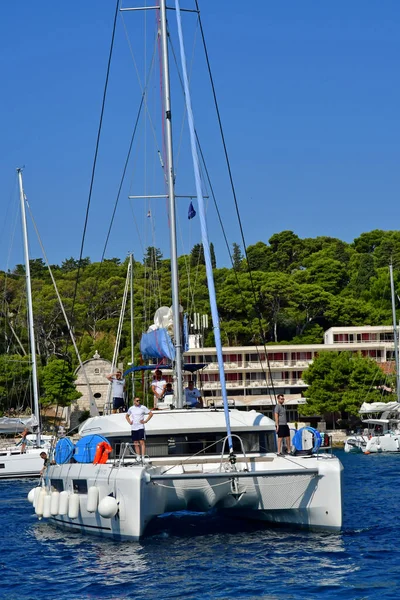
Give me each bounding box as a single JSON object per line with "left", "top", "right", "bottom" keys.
{"left": 1, "top": 451, "right": 399, "bottom": 600}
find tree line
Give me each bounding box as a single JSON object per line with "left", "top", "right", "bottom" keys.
{"left": 1, "top": 229, "right": 399, "bottom": 415}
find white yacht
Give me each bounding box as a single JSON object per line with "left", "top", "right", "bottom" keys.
{"left": 28, "top": 0, "right": 343, "bottom": 539}
{"left": 0, "top": 434, "right": 53, "bottom": 479}
{"left": 30, "top": 410, "right": 342, "bottom": 540}
{"left": 344, "top": 401, "right": 400, "bottom": 453}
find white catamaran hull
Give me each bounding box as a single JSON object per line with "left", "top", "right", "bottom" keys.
{"left": 345, "top": 432, "right": 400, "bottom": 453}
{"left": 363, "top": 433, "right": 400, "bottom": 453}
{"left": 38, "top": 454, "right": 342, "bottom": 540}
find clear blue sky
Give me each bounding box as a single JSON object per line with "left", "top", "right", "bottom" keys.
{"left": 1, "top": 1, "right": 400, "bottom": 271}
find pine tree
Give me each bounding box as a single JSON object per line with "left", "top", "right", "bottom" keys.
{"left": 232, "top": 243, "right": 243, "bottom": 271}
{"left": 210, "top": 243, "right": 216, "bottom": 269}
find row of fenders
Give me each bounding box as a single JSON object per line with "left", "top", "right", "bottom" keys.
{"left": 28, "top": 485, "right": 119, "bottom": 520}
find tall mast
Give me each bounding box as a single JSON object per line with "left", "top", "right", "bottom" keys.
{"left": 389, "top": 263, "right": 400, "bottom": 402}
{"left": 130, "top": 253, "right": 135, "bottom": 398}
{"left": 17, "top": 168, "right": 41, "bottom": 445}
{"left": 159, "top": 0, "right": 184, "bottom": 407}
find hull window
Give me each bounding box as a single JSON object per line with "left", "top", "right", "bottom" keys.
{"left": 73, "top": 479, "right": 88, "bottom": 494}
{"left": 50, "top": 478, "right": 64, "bottom": 492}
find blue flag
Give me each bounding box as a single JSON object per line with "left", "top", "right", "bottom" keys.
{"left": 188, "top": 201, "right": 196, "bottom": 220}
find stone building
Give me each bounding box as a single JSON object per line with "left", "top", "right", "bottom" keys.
{"left": 71, "top": 351, "right": 114, "bottom": 428}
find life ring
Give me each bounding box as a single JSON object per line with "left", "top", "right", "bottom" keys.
{"left": 93, "top": 441, "right": 112, "bottom": 464}
{"left": 292, "top": 427, "right": 322, "bottom": 454}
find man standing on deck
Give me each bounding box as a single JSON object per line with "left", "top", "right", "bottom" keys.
{"left": 126, "top": 397, "right": 153, "bottom": 458}
{"left": 151, "top": 369, "right": 167, "bottom": 408}
{"left": 274, "top": 394, "right": 291, "bottom": 455}
{"left": 18, "top": 428, "right": 29, "bottom": 453}
{"left": 106, "top": 370, "right": 126, "bottom": 413}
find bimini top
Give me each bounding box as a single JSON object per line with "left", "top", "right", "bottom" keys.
{"left": 124, "top": 363, "right": 207, "bottom": 376}
{"left": 79, "top": 408, "right": 275, "bottom": 438}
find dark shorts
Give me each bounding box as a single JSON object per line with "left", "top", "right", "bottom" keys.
{"left": 131, "top": 429, "right": 145, "bottom": 442}
{"left": 277, "top": 424, "right": 290, "bottom": 438}
{"left": 113, "top": 397, "right": 125, "bottom": 410}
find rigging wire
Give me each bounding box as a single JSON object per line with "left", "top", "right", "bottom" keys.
{"left": 65, "top": 0, "right": 120, "bottom": 385}
{"left": 121, "top": 13, "right": 166, "bottom": 330}
{"left": 164, "top": 5, "right": 274, "bottom": 398}
{"left": 101, "top": 93, "right": 145, "bottom": 263}
{"left": 194, "top": 0, "right": 277, "bottom": 403}
{"left": 27, "top": 0, "right": 122, "bottom": 423}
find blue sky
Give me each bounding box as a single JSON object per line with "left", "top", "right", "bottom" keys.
{"left": 1, "top": 1, "right": 400, "bottom": 271}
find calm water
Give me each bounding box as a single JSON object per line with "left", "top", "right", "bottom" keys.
{"left": 1, "top": 451, "right": 399, "bottom": 600}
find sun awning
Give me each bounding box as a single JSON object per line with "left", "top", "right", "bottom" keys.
{"left": 124, "top": 363, "right": 207, "bottom": 376}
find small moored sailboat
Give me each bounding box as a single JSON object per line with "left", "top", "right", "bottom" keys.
{"left": 0, "top": 169, "right": 52, "bottom": 479}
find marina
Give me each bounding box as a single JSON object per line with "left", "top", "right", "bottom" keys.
{"left": 1, "top": 1, "right": 400, "bottom": 598}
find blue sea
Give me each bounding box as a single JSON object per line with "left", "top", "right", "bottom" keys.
{"left": 1, "top": 451, "right": 399, "bottom": 600}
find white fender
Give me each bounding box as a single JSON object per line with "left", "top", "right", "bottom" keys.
{"left": 50, "top": 491, "right": 60, "bottom": 516}
{"left": 43, "top": 494, "right": 52, "bottom": 519}
{"left": 58, "top": 491, "right": 70, "bottom": 515}
{"left": 68, "top": 493, "right": 80, "bottom": 519}
{"left": 28, "top": 486, "right": 40, "bottom": 505}
{"left": 87, "top": 486, "right": 99, "bottom": 513}
{"left": 98, "top": 496, "right": 118, "bottom": 518}
{"left": 35, "top": 488, "right": 47, "bottom": 516}
{"left": 33, "top": 486, "right": 43, "bottom": 508}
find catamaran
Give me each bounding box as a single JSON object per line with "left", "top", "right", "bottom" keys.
{"left": 344, "top": 264, "right": 400, "bottom": 453}
{"left": 29, "top": 0, "right": 343, "bottom": 538}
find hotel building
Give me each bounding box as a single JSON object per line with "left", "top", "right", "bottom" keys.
{"left": 179, "top": 325, "right": 396, "bottom": 421}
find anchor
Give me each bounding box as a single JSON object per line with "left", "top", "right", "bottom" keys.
{"left": 230, "top": 476, "right": 245, "bottom": 502}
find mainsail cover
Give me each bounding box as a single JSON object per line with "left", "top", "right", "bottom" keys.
{"left": 0, "top": 414, "right": 39, "bottom": 434}
{"left": 140, "top": 328, "right": 176, "bottom": 360}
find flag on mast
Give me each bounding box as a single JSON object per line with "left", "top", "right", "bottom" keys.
{"left": 188, "top": 201, "right": 196, "bottom": 220}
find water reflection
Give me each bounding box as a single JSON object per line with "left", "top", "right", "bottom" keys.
{"left": 31, "top": 522, "right": 149, "bottom": 576}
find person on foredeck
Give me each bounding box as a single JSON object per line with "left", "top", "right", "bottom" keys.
{"left": 151, "top": 369, "right": 167, "bottom": 409}
{"left": 18, "top": 428, "right": 29, "bottom": 454}
{"left": 39, "top": 451, "right": 55, "bottom": 476}
{"left": 125, "top": 397, "right": 153, "bottom": 458}
{"left": 184, "top": 381, "right": 203, "bottom": 408}
{"left": 274, "top": 394, "right": 291, "bottom": 455}
{"left": 106, "top": 370, "right": 126, "bottom": 413}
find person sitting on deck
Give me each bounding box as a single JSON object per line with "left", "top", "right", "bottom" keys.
{"left": 184, "top": 381, "right": 203, "bottom": 408}
{"left": 164, "top": 383, "right": 174, "bottom": 397}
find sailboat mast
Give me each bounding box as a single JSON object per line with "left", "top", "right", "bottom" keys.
{"left": 159, "top": 0, "right": 184, "bottom": 407}
{"left": 130, "top": 253, "right": 135, "bottom": 397}
{"left": 17, "top": 168, "right": 41, "bottom": 445}
{"left": 389, "top": 263, "right": 400, "bottom": 402}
